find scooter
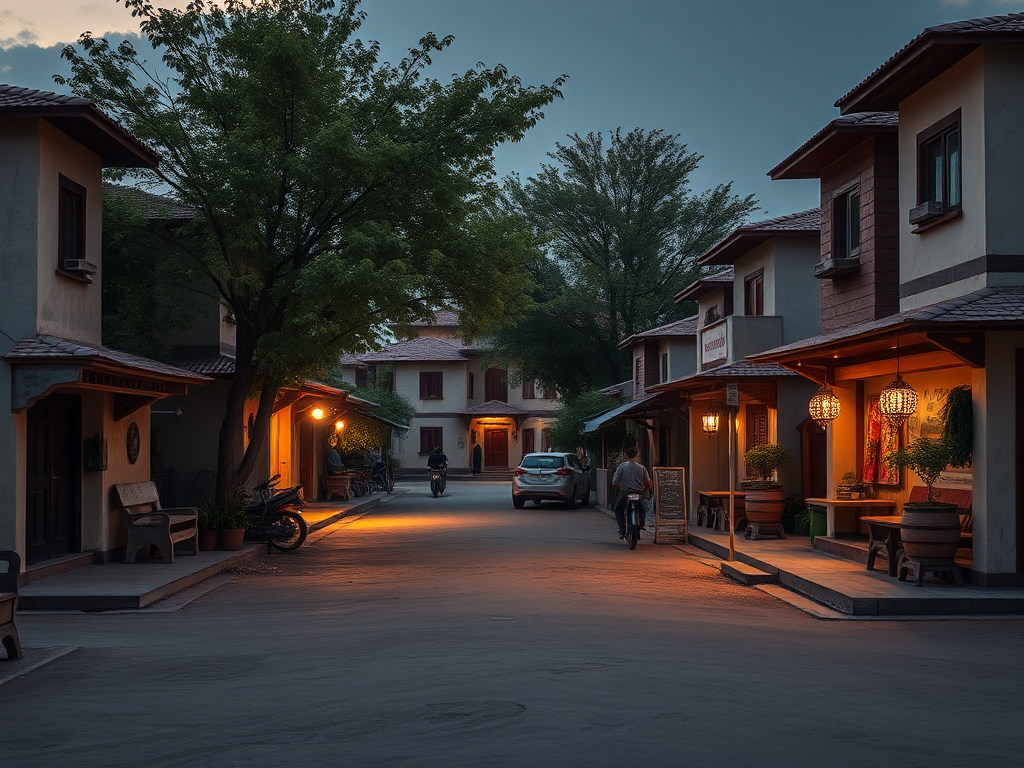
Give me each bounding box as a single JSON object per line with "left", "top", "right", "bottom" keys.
{"left": 623, "top": 491, "right": 650, "bottom": 551}
{"left": 245, "top": 475, "right": 308, "bottom": 551}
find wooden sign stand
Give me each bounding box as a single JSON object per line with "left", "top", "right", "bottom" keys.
{"left": 653, "top": 466, "right": 688, "bottom": 544}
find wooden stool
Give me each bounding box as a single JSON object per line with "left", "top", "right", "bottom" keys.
{"left": 745, "top": 522, "right": 786, "bottom": 541}
{"left": 898, "top": 555, "right": 964, "bottom": 587}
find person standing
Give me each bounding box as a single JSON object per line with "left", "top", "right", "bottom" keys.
{"left": 471, "top": 442, "right": 482, "bottom": 474}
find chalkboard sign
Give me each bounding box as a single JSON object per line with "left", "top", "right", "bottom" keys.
{"left": 653, "top": 467, "right": 688, "bottom": 544}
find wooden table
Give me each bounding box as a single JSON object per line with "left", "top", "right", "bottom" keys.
{"left": 696, "top": 491, "right": 746, "bottom": 531}
{"left": 860, "top": 515, "right": 903, "bottom": 577}
{"left": 805, "top": 498, "right": 896, "bottom": 538}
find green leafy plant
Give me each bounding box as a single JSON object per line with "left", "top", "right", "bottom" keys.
{"left": 939, "top": 384, "right": 972, "bottom": 468}
{"left": 199, "top": 492, "right": 249, "bottom": 531}
{"left": 885, "top": 438, "right": 952, "bottom": 502}
{"left": 743, "top": 444, "right": 791, "bottom": 485}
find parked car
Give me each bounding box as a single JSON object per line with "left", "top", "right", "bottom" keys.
{"left": 512, "top": 452, "right": 591, "bottom": 509}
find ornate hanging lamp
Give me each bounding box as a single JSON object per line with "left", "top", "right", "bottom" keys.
{"left": 878, "top": 339, "right": 917, "bottom": 426}
{"left": 808, "top": 382, "right": 841, "bottom": 430}
{"left": 701, "top": 398, "right": 720, "bottom": 437}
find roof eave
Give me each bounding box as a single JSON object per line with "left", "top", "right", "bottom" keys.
{"left": 769, "top": 123, "right": 898, "bottom": 180}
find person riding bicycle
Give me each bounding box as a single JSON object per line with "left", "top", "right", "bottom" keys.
{"left": 612, "top": 446, "right": 653, "bottom": 539}
{"left": 426, "top": 446, "right": 448, "bottom": 479}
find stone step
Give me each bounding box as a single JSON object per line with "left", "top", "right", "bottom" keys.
{"left": 720, "top": 560, "right": 778, "bottom": 586}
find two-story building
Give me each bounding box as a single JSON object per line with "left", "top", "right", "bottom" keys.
{"left": 337, "top": 312, "right": 560, "bottom": 472}
{"left": 0, "top": 85, "right": 210, "bottom": 575}
{"left": 755, "top": 13, "right": 1024, "bottom": 585}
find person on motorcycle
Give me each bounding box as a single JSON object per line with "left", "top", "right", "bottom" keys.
{"left": 612, "top": 446, "right": 653, "bottom": 539}
{"left": 426, "top": 446, "right": 448, "bottom": 479}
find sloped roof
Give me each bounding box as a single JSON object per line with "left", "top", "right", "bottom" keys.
{"left": 3, "top": 335, "right": 210, "bottom": 381}
{"left": 104, "top": 183, "right": 194, "bottom": 221}
{"left": 645, "top": 360, "right": 800, "bottom": 397}
{"left": 0, "top": 84, "right": 158, "bottom": 168}
{"left": 698, "top": 209, "right": 820, "bottom": 266}
{"left": 357, "top": 337, "right": 469, "bottom": 363}
{"left": 674, "top": 268, "right": 734, "bottom": 303}
{"left": 174, "top": 355, "right": 236, "bottom": 376}
{"left": 597, "top": 380, "right": 630, "bottom": 397}
{"left": 620, "top": 315, "right": 699, "bottom": 348}
{"left": 457, "top": 400, "right": 530, "bottom": 416}
{"left": 408, "top": 310, "right": 461, "bottom": 327}
{"left": 836, "top": 13, "right": 1024, "bottom": 113}
{"left": 753, "top": 287, "right": 1024, "bottom": 362}
{"left": 769, "top": 112, "right": 898, "bottom": 180}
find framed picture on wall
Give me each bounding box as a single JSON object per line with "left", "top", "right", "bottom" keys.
{"left": 909, "top": 385, "right": 972, "bottom": 488}
{"left": 863, "top": 397, "right": 900, "bottom": 486}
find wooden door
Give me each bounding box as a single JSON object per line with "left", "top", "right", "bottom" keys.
{"left": 485, "top": 428, "right": 508, "bottom": 468}
{"left": 801, "top": 420, "right": 828, "bottom": 499}
{"left": 25, "top": 395, "right": 80, "bottom": 565}
{"left": 521, "top": 428, "right": 535, "bottom": 456}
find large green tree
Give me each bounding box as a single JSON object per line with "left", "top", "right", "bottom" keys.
{"left": 493, "top": 128, "right": 756, "bottom": 396}
{"left": 58, "top": 0, "right": 563, "bottom": 500}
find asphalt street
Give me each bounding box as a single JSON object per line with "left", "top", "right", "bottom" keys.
{"left": 1, "top": 482, "right": 1022, "bottom": 767}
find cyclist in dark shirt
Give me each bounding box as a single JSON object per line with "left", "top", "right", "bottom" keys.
{"left": 426, "top": 447, "right": 448, "bottom": 471}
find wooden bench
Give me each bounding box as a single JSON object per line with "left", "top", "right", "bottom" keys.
{"left": 0, "top": 550, "right": 22, "bottom": 660}
{"left": 114, "top": 482, "right": 199, "bottom": 564}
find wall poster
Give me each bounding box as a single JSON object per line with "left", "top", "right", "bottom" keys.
{"left": 863, "top": 397, "right": 899, "bottom": 486}
{"left": 908, "top": 385, "right": 972, "bottom": 488}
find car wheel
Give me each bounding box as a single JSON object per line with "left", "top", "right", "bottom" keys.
{"left": 512, "top": 495, "right": 525, "bottom": 509}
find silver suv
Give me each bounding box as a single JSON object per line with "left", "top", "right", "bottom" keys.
{"left": 512, "top": 452, "right": 591, "bottom": 509}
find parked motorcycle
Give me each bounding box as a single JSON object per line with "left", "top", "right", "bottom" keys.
{"left": 245, "top": 475, "right": 308, "bottom": 551}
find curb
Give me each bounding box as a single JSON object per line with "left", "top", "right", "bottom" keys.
{"left": 307, "top": 488, "right": 408, "bottom": 533}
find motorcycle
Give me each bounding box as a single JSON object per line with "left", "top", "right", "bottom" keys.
{"left": 371, "top": 459, "right": 393, "bottom": 494}
{"left": 429, "top": 467, "right": 446, "bottom": 498}
{"left": 245, "top": 475, "right": 308, "bottom": 551}
{"left": 623, "top": 491, "right": 651, "bottom": 551}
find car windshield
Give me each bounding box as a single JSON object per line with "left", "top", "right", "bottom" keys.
{"left": 520, "top": 455, "right": 565, "bottom": 469}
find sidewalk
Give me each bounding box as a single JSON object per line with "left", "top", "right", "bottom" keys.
{"left": 17, "top": 489, "right": 406, "bottom": 611}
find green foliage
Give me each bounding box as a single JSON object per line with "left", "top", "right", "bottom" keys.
{"left": 743, "top": 443, "right": 791, "bottom": 483}
{"left": 198, "top": 491, "right": 249, "bottom": 530}
{"left": 550, "top": 391, "right": 617, "bottom": 452}
{"left": 57, "top": 0, "right": 564, "bottom": 498}
{"left": 939, "top": 384, "right": 973, "bottom": 468}
{"left": 492, "top": 128, "right": 758, "bottom": 395}
{"left": 885, "top": 438, "right": 952, "bottom": 502}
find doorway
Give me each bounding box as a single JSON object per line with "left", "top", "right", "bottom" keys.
{"left": 485, "top": 428, "right": 508, "bottom": 468}
{"left": 25, "top": 394, "right": 81, "bottom": 565}
{"left": 799, "top": 419, "right": 828, "bottom": 499}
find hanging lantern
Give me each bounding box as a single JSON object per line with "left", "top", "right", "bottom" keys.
{"left": 808, "top": 383, "right": 841, "bottom": 430}
{"left": 701, "top": 407, "right": 720, "bottom": 437}
{"left": 879, "top": 374, "right": 917, "bottom": 426}
{"left": 311, "top": 407, "right": 325, "bottom": 420}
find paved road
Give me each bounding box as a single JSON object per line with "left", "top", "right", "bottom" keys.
{"left": 2, "top": 482, "right": 1023, "bottom": 767}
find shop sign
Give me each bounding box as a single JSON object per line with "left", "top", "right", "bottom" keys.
{"left": 701, "top": 322, "right": 728, "bottom": 364}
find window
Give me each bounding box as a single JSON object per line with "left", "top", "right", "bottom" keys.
{"left": 522, "top": 379, "right": 536, "bottom": 399}
{"left": 912, "top": 111, "right": 961, "bottom": 226}
{"left": 744, "top": 270, "right": 764, "bottom": 316}
{"left": 468, "top": 372, "right": 475, "bottom": 399}
{"left": 832, "top": 187, "right": 861, "bottom": 259}
{"left": 541, "top": 428, "right": 552, "bottom": 452}
{"left": 522, "top": 454, "right": 563, "bottom": 469}
{"left": 542, "top": 384, "right": 557, "bottom": 400}
{"left": 355, "top": 367, "right": 368, "bottom": 388}
{"left": 419, "top": 427, "right": 442, "bottom": 455}
{"left": 419, "top": 371, "right": 443, "bottom": 399}
{"left": 58, "top": 175, "right": 89, "bottom": 276}
{"left": 660, "top": 352, "right": 669, "bottom": 383}
{"left": 485, "top": 368, "right": 508, "bottom": 402}
{"left": 634, "top": 357, "right": 643, "bottom": 390}
{"left": 522, "top": 428, "right": 535, "bottom": 455}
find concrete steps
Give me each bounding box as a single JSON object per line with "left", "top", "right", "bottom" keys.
{"left": 720, "top": 560, "right": 778, "bottom": 586}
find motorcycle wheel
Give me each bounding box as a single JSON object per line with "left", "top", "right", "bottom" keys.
{"left": 627, "top": 525, "right": 639, "bottom": 550}
{"left": 431, "top": 480, "right": 439, "bottom": 498}
{"left": 267, "top": 511, "right": 308, "bottom": 551}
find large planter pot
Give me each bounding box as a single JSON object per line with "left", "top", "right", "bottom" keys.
{"left": 900, "top": 502, "right": 961, "bottom": 562}
{"left": 219, "top": 529, "right": 246, "bottom": 551}
{"left": 744, "top": 487, "right": 785, "bottom": 525}
{"left": 198, "top": 528, "right": 220, "bottom": 551}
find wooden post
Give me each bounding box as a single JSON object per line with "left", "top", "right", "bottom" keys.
{"left": 728, "top": 409, "right": 736, "bottom": 562}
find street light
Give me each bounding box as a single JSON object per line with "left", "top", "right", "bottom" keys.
{"left": 311, "top": 407, "right": 325, "bottom": 420}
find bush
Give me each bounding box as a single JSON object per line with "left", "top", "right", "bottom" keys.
{"left": 550, "top": 391, "right": 618, "bottom": 453}
{"left": 743, "top": 443, "right": 791, "bottom": 483}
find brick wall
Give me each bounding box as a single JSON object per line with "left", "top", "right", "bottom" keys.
{"left": 818, "top": 135, "right": 900, "bottom": 332}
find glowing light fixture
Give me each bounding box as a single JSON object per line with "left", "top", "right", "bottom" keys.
{"left": 808, "top": 383, "right": 841, "bottom": 430}
{"left": 701, "top": 400, "right": 720, "bottom": 437}
{"left": 311, "top": 407, "right": 325, "bottom": 420}
{"left": 335, "top": 420, "right": 345, "bottom": 432}
{"left": 879, "top": 339, "right": 917, "bottom": 426}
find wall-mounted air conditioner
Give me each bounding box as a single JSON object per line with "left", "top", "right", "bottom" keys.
{"left": 63, "top": 258, "right": 98, "bottom": 275}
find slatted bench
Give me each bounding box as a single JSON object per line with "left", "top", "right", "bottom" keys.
{"left": 1, "top": 550, "right": 22, "bottom": 660}
{"left": 114, "top": 481, "right": 199, "bottom": 564}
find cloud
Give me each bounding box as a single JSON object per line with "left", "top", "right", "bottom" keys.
{"left": 0, "top": 10, "right": 38, "bottom": 48}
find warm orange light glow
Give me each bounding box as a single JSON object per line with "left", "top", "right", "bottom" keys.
{"left": 311, "top": 407, "right": 325, "bottom": 420}
{"left": 335, "top": 420, "right": 345, "bottom": 431}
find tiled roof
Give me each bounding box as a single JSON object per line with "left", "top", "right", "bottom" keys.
{"left": 174, "top": 356, "right": 235, "bottom": 376}
{"left": 3, "top": 335, "right": 210, "bottom": 381}
{"left": 836, "top": 13, "right": 1024, "bottom": 113}
{"left": 769, "top": 112, "right": 898, "bottom": 180}
{"left": 337, "top": 353, "right": 368, "bottom": 367}
{"left": 104, "top": 183, "right": 194, "bottom": 221}
{"left": 597, "top": 380, "right": 630, "bottom": 397}
{"left": 647, "top": 360, "right": 799, "bottom": 394}
{"left": 0, "top": 84, "right": 90, "bottom": 108}
{"left": 457, "top": 400, "right": 531, "bottom": 416}
{"left": 407, "top": 310, "right": 460, "bottom": 327}
{"left": 754, "top": 287, "right": 1024, "bottom": 360}
{"left": 698, "top": 210, "right": 820, "bottom": 266}
{"left": 356, "top": 337, "right": 469, "bottom": 363}
{"left": 620, "top": 315, "right": 698, "bottom": 348}
{"left": 674, "top": 267, "right": 735, "bottom": 302}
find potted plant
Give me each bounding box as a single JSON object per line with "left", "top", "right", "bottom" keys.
{"left": 836, "top": 470, "right": 867, "bottom": 499}
{"left": 197, "top": 499, "right": 221, "bottom": 551}
{"left": 216, "top": 492, "right": 250, "bottom": 552}
{"left": 885, "top": 437, "right": 960, "bottom": 563}
{"left": 939, "top": 384, "right": 972, "bottom": 469}
{"left": 741, "top": 444, "right": 791, "bottom": 526}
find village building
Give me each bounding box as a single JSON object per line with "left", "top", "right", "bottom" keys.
{"left": 0, "top": 85, "right": 209, "bottom": 573}
{"left": 336, "top": 312, "right": 559, "bottom": 473}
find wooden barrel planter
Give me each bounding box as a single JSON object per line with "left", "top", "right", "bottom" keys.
{"left": 900, "top": 502, "right": 961, "bottom": 562}
{"left": 744, "top": 487, "right": 785, "bottom": 525}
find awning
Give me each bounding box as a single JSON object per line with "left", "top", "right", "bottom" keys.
{"left": 583, "top": 394, "right": 667, "bottom": 433}
{"left": 646, "top": 360, "right": 801, "bottom": 408}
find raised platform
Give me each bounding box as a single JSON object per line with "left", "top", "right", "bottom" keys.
{"left": 687, "top": 527, "right": 1024, "bottom": 616}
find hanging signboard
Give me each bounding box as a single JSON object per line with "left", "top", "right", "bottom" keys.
{"left": 701, "top": 322, "right": 728, "bottom": 365}
{"left": 653, "top": 466, "right": 688, "bottom": 544}
{"left": 726, "top": 383, "right": 739, "bottom": 407}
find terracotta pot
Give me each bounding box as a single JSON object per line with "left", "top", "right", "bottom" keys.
{"left": 198, "top": 529, "right": 220, "bottom": 551}
{"left": 744, "top": 487, "right": 785, "bottom": 525}
{"left": 900, "top": 502, "right": 961, "bottom": 562}
{"left": 219, "top": 529, "right": 246, "bottom": 551}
